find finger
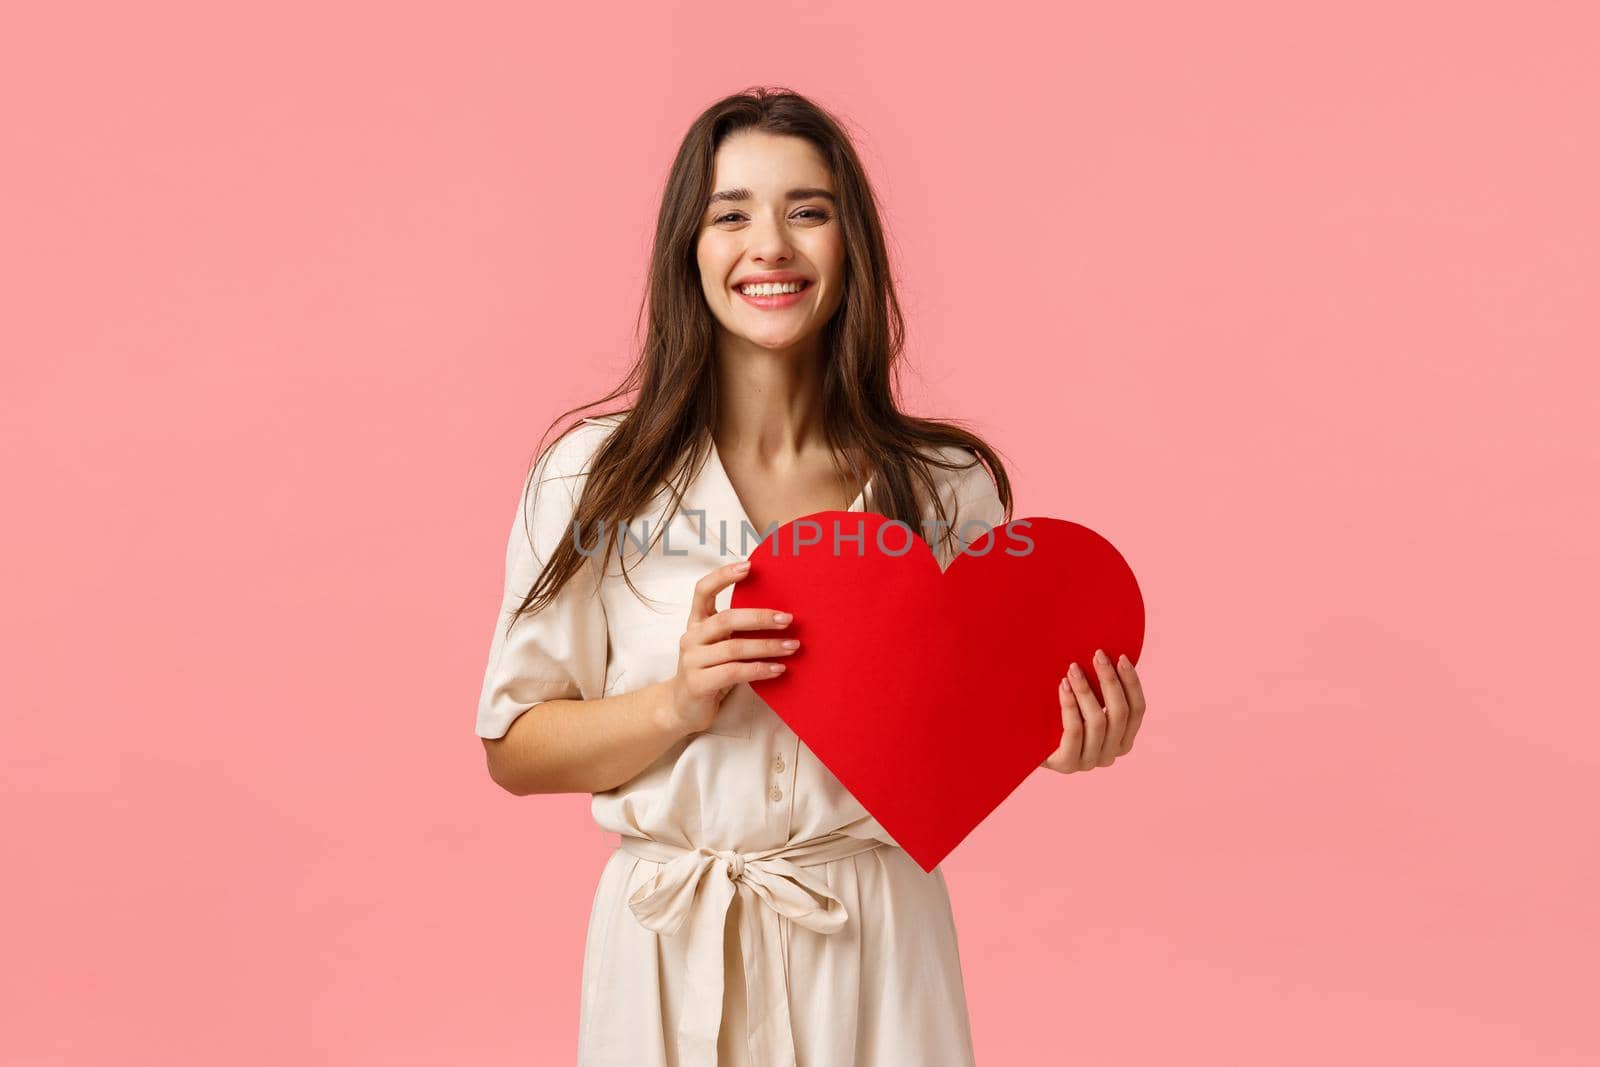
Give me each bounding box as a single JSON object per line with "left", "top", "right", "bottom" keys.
{"left": 1043, "top": 676, "right": 1084, "bottom": 773}
{"left": 1091, "top": 649, "right": 1128, "bottom": 767}
{"left": 1116, "top": 654, "right": 1146, "bottom": 755}
{"left": 701, "top": 659, "right": 786, "bottom": 693}
{"left": 689, "top": 559, "right": 751, "bottom": 625}
{"left": 691, "top": 636, "right": 801, "bottom": 669}
{"left": 687, "top": 607, "right": 793, "bottom": 648}
{"left": 1067, "top": 662, "right": 1106, "bottom": 770}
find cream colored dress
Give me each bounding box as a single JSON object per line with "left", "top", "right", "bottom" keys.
{"left": 475, "top": 413, "right": 1005, "bottom": 1067}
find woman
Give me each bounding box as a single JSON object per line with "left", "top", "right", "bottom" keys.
{"left": 476, "top": 87, "right": 1147, "bottom": 1067}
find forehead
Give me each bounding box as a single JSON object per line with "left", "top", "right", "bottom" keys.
{"left": 710, "top": 130, "right": 832, "bottom": 190}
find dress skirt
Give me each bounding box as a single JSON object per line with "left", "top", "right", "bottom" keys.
{"left": 575, "top": 833, "right": 978, "bottom": 1067}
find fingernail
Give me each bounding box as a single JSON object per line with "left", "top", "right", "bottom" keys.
{"left": 773, "top": 612, "right": 792, "bottom": 624}
{"left": 1070, "top": 662, "right": 1083, "bottom": 680}
{"left": 734, "top": 560, "right": 751, "bottom": 572}
{"left": 1118, "top": 653, "right": 1131, "bottom": 669}
{"left": 1094, "top": 649, "right": 1109, "bottom": 666}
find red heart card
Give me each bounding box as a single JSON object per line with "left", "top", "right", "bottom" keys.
{"left": 731, "top": 512, "right": 1144, "bottom": 872}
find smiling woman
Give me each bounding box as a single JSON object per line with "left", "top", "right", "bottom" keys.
{"left": 476, "top": 86, "right": 1017, "bottom": 1067}
{"left": 697, "top": 138, "right": 848, "bottom": 359}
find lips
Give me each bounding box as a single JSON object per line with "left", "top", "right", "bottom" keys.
{"left": 734, "top": 280, "right": 814, "bottom": 309}
{"left": 733, "top": 279, "right": 812, "bottom": 293}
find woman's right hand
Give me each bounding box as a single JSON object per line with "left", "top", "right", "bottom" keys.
{"left": 664, "top": 559, "right": 799, "bottom": 736}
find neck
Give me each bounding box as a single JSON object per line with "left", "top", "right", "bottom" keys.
{"left": 711, "top": 342, "right": 828, "bottom": 464}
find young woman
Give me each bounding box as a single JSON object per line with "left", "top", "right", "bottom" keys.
{"left": 476, "top": 87, "right": 1148, "bottom": 1067}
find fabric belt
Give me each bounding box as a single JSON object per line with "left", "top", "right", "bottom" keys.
{"left": 616, "top": 831, "right": 888, "bottom": 1067}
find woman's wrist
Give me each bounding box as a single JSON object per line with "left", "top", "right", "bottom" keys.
{"left": 647, "top": 679, "right": 690, "bottom": 742}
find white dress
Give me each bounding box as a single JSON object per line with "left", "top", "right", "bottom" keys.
{"left": 475, "top": 412, "right": 1005, "bottom": 1067}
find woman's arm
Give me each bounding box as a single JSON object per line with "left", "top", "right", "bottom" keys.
{"left": 482, "top": 679, "right": 687, "bottom": 796}
{"left": 481, "top": 558, "right": 797, "bottom": 796}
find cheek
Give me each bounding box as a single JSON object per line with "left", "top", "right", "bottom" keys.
{"left": 811, "top": 236, "right": 845, "bottom": 282}
{"left": 696, "top": 265, "right": 728, "bottom": 307}
{"left": 694, "top": 236, "right": 720, "bottom": 283}
{"left": 697, "top": 231, "right": 735, "bottom": 268}
{"left": 813, "top": 238, "right": 846, "bottom": 283}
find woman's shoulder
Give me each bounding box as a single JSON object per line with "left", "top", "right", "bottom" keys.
{"left": 546, "top": 410, "right": 629, "bottom": 463}
{"left": 919, "top": 442, "right": 1003, "bottom": 528}
{"left": 916, "top": 442, "right": 992, "bottom": 496}
{"left": 525, "top": 411, "right": 629, "bottom": 500}
{"left": 924, "top": 442, "right": 986, "bottom": 471}
{"left": 577, "top": 411, "right": 628, "bottom": 430}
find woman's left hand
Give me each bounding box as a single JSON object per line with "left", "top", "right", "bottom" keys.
{"left": 1040, "top": 649, "right": 1145, "bottom": 773}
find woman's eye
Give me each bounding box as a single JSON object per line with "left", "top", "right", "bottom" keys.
{"left": 713, "top": 209, "right": 831, "bottom": 224}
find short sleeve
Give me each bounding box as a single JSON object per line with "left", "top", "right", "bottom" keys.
{"left": 474, "top": 427, "right": 611, "bottom": 740}
{"left": 933, "top": 447, "right": 1007, "bottom": 567}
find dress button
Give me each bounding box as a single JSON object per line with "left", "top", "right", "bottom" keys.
{"left": 773, "top": 755, "right": 785, "bottom": 773}
{"left": 770, "top": 784, "right": 783, "bottom": 802}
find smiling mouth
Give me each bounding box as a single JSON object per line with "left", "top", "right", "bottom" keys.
{"left": 734, "top": 280, "right": 813, "bottom": 296}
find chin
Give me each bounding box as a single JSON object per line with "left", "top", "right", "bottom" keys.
{"left": 744, "top": 333, "right": 812, "bottom": 354}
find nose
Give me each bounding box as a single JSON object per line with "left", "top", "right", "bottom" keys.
{"left": 746, "top": 210, "right": 795, "bottom": 263}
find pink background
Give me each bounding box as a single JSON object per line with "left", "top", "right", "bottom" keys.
{"left": 3, "top": 2, "right": 1596, "bottom": 1063}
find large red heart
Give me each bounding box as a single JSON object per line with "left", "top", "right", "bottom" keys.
{"left": 731, "top": 512, "right": 1145, "bottom": 872}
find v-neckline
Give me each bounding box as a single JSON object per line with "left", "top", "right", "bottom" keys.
{"left": 705, "top": 432, "right": 873, "bottom": 539}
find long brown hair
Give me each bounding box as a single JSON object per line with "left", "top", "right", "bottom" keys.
{"left": 507, "top": 86, "right": 1012, "bottom": 633}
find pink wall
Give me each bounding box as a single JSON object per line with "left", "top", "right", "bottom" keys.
{"left": 3, "top": 1, "right": 1596, "bottom": 1063}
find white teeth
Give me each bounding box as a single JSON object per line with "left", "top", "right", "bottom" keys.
{"left": 738, "top": 281, "right": 806, "bottom": 296}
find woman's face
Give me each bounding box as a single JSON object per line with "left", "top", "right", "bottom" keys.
{"left": 696, "top": 130, "right": 846, "bottom": 354}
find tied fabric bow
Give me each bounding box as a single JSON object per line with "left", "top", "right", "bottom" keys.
{"left": 619, "top": 832, "right": 887, "bottom": 1067}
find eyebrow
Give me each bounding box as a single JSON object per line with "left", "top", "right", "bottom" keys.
{"left": 706, "top": 186, "right": 838, "bottom": 208}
